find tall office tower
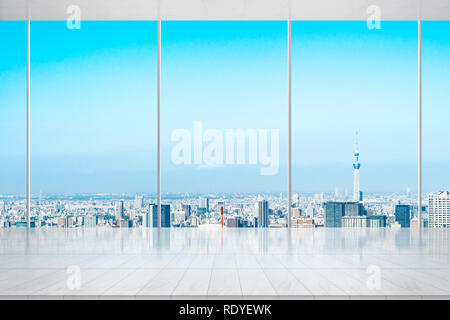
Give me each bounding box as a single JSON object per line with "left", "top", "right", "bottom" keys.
{"left": 182, "top": 204, "right": 192, "bottom": 220}
{"left": 0, "top": 200, "right": 4, "bottom": 215}
{"left": 150, "top": 204, "right": 171, "bottom": 228}
{"left": 324, "top": 202, "right": 345, "bottom": 227}
{"left": 115, "top": 200, "right": 124, "bottom": 220}
{"left": 134, "top": 195, "right": 144, "bottom": 209}
{"left": 395, "top": 204, "right": 411, "bottom": 228}
{"left": 429, "top": 192, "right": 450, "bottom": 228}
{"left": 344, "top": 202, "right": 365, "bottom": 217}
{"left": 353, "top": 132, "right": 361, "bottom": 202}
{"left": 199, "top": 197, "right": 209, "bottom": 212}
{"left": 257, "top": 200, "right": 269, "bottom": 228}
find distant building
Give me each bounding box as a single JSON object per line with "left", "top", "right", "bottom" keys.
{"left": 410, "top": 217, "right": 425, "bottom": 229}
{"left": 325, "top": 201, "right": 366, "bottom": 228}
{"left": 428, "top": 192, "right": 450, "bottom": 228}
{"left": 16, "top": 221, "right": 35, "bottom": 228}
{"left": 257, "top": 200, "right": 269, "bottom": 228}
{"left": 197, "top": 207, "right": 207, "bottom": 216}
{"left": 117, "top": 219, "right": 128, "bottom": 228}
{"left": 292, "top": 216, "right": 315, "bottom": 228}
{"left": 227, "top": 217, "right": 242, "bottom": 228}
{"left": 342, "top": 215, "right": 386, "bottom": 228}
{"left": 395, "top": 204, "right": 411, "bottom": 228}
{"left": 182, "top": 204, "right": 192, "bottom": 220}
{"left": 325, "top": 202, "right": 345, "bottom": 227}
{"left": 84, "top": 215, "right": 97, "bottom": 227}
{"left": 134, "top": 195, "right": 144, "bottom": 209}
{"left": 342, "top": 216, "right": 367, "bottom": 228}
{"left": 199, "top": 197, "right": 209, "bottom": 212}
{"left": 115, "top": 200, "right": 124, "bottom": 220}
{"left": 150, "top": 204, "right": 171, "bottom": 228}
{"left": 344, "top": 202, "right": 365, "bottom": 217}
{"left": 367, "top": 215, "right": 387, "bottom": 228}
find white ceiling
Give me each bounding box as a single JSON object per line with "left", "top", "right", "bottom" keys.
{"left": 0, "top": 0, "right": 449, "bottom": 21}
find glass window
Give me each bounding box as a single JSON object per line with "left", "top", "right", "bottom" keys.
{"left": 423, "top": 21, "right": 450, "bottom": 228}
{"left": 31, "top": 21, "right": 157, "bottom": 227}
{"left": 162, "top": 21, "right": 288, "bottom": 227}
{"left": 292, "top": 21, "right": 417, "bottom": 227}
{"left": 0, "top": 21, "right": 27, "bottom": 225}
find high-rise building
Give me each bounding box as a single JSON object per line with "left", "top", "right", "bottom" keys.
{"left": 257, "top": 200, "right": 269, "bottom": 228}
{"left": 150, "top": 204, "right": 171, "bottom": 228}
{"left": 199, "top": 197, "right": 209, "bottom": 212}
{"left": 182, "top": 204, "right": 192, "bottom": 220}
{"left": 429, "top": 192, "right": 450, "bottom": 228}
{"left": 115, "top": 200, "right": 124, "bottom": 220}
{"left": 134, "top": 195, "right": 144, "bottom": 209}
{"left": 353, "top": 132, "right": 362, "bottom": 202}
{"left": 325, "top": 202, "right": 345, "bottom": 227}
{"left": 395, "top": 204, "right": 411, "bottom": 228}
{"left": 325, "top": 201, "right": 365, "bottom": 227}
{"left": 344, "top": 202, "right": 365, "bottom": 217}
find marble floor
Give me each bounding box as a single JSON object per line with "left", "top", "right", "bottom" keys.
{"left": 0, "top": 226, "right": 450, "bottom": 299}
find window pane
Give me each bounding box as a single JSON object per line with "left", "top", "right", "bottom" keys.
{"left": 31, "top": 21, "right": 157, "bottom": 227}
{"left": 162, "top": 21, "right": 287, "bottom": 227}
{"left": 292, "top": 21, "right": 417, "bottom": 228}
{"left": 0, "top": 21, "right": 26, "bottom": 226}
{"left": 423, "top": 21, "right": 450, "bottom": 228}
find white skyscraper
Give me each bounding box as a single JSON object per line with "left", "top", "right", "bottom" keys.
{"left": 134, "top": 195, "right": 144, "bottom": 209}
{"left": 115, "top": 200, "right": 124, "bottom": 220}
{"left": 353, "top": 132, "right": 361, "bottom": 202}
{"left": 428, "top": 192, "right": 450, "bottom": 228}
{"left": 199, "top": 197, "right": 209, "bottom": 211}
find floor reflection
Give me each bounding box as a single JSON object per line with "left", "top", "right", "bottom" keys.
{"left": 0, "top": 226, "right": 448, "bottom": 256}
{"left": 0, "top": 227, "right": 449, "bottom": 298}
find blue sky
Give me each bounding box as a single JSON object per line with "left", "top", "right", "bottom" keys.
{"left": 0, "top": 21, "right": 449, "bottom": 194}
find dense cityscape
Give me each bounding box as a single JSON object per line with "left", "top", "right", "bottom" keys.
{"left": 1, "top": 136, "right": 448, "bottom": 229}
{"left": 0, "top": 190, "right": 448, "bottom": 229}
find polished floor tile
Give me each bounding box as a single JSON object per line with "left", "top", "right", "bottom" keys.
{"left": 208, "top": 269, "right": 242, "bottom": 296}
{"left": 238, "top": 269, "right": 276, "bottom": 296}
{"left": 0, "top": 227, "right": 450, "bottom": 299}
{"left": 138, "top": 269, "right": 186, "bottom": 296}
{"left": 172, "top": 269, "right": 212, "bottom": 296}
